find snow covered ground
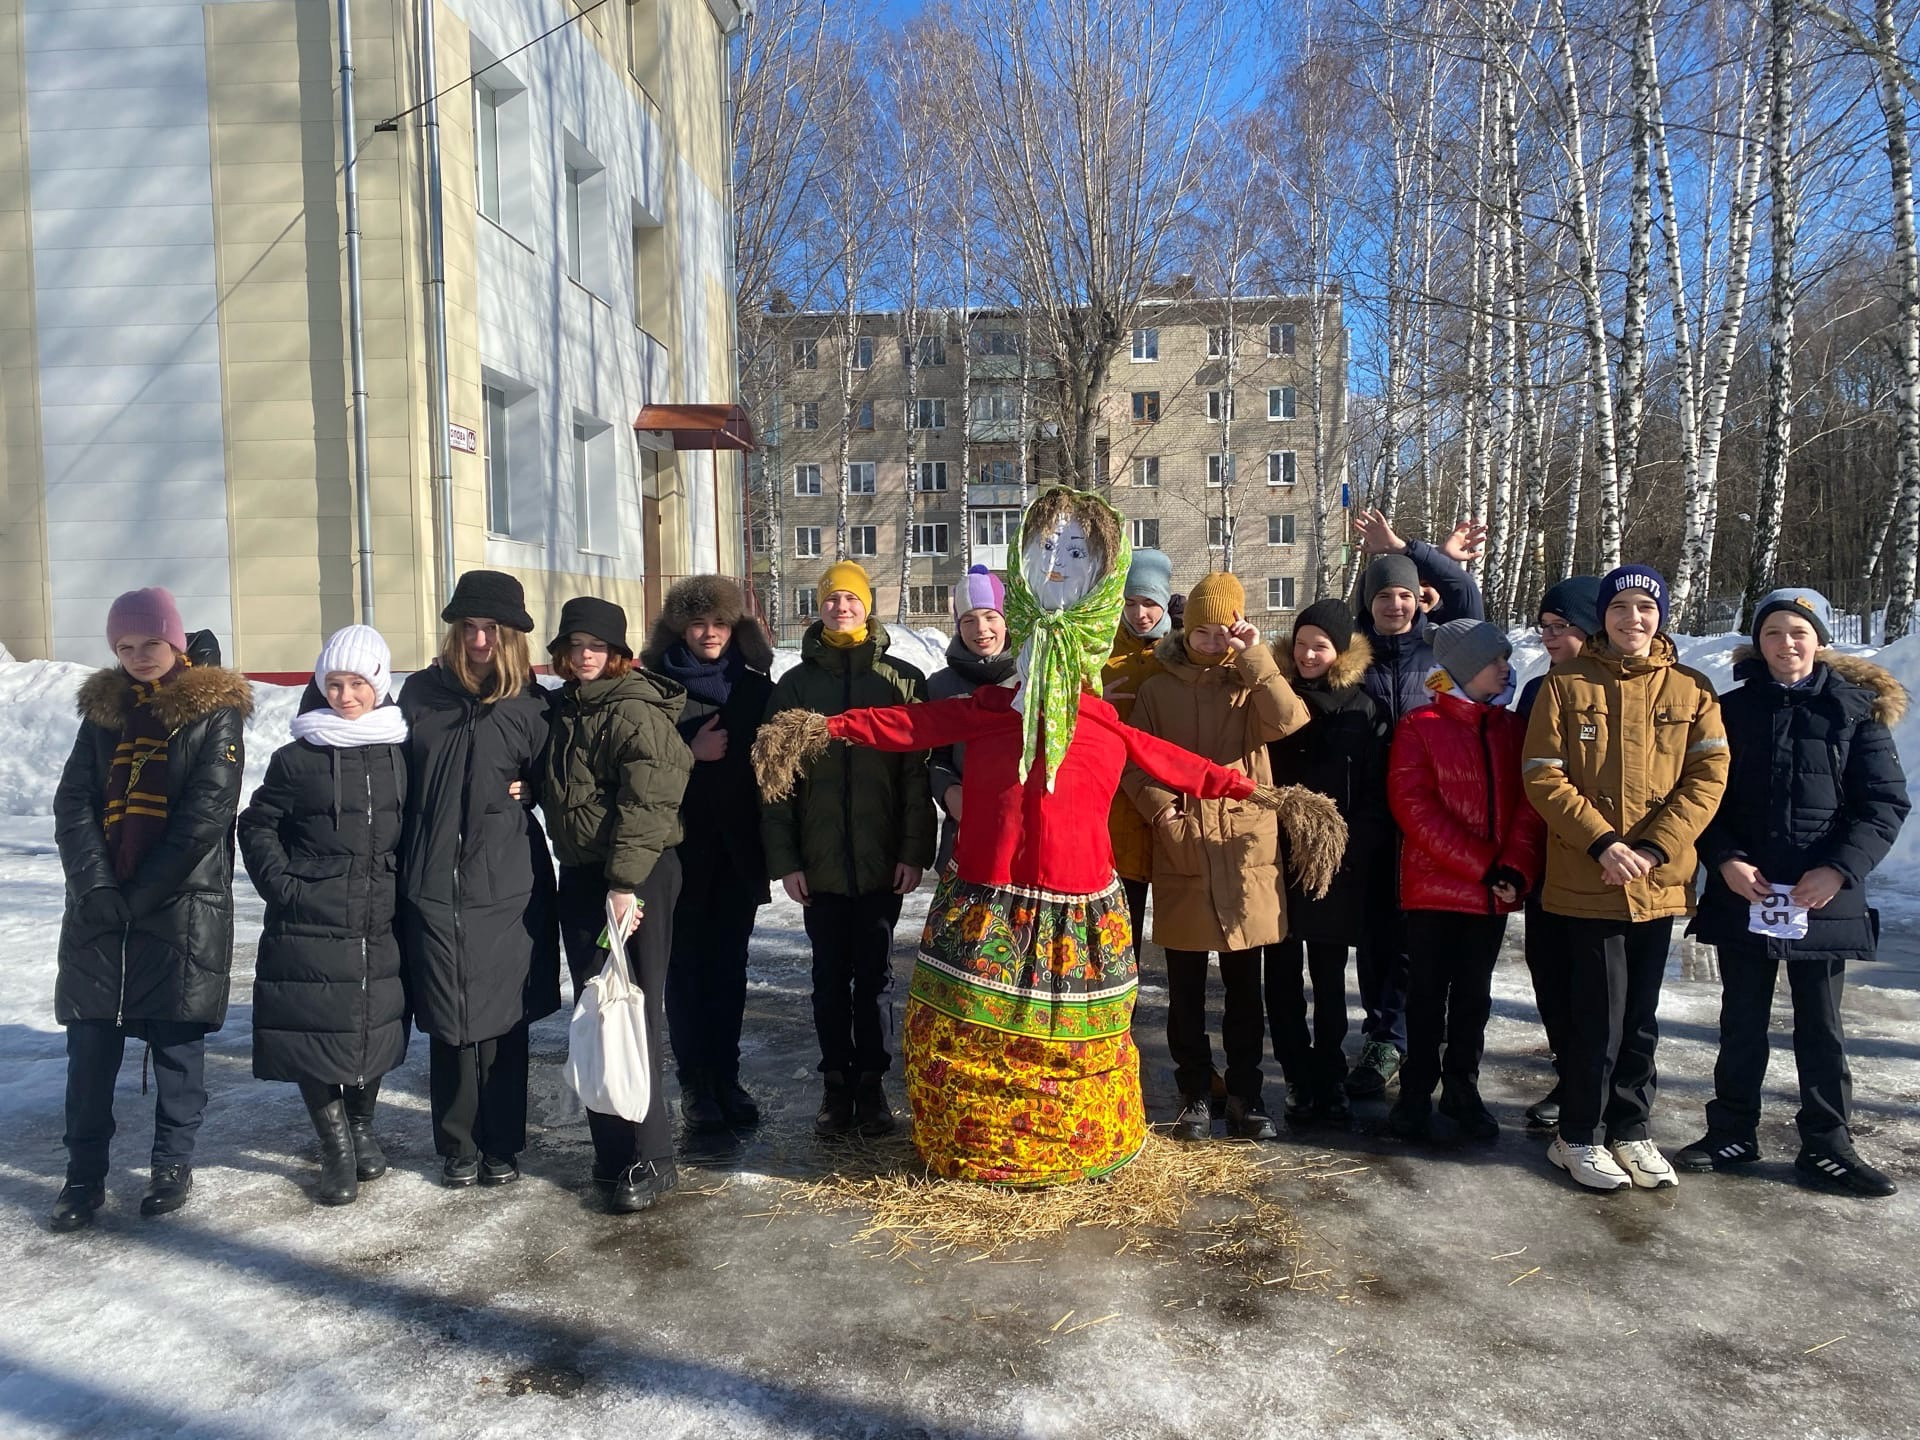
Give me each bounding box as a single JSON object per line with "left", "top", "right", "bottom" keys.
{"left": 1, "top": 637, "right": 1917, "bottom": 1438}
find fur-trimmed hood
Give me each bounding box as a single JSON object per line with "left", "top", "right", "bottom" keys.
{"left": 1273, "top": 631, "right": 1374, "bottom": 692}
{"left": 77, "top": 663, "right": 255, "bottom": 732}
{"left": 1730, "top": 645, "right": 1908, "bottom": 726}
{"left": 640, "top": 574, "right": 774, "bottom": 672}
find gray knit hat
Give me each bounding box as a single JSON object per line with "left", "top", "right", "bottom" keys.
{"left": 1362, "top": 553, "right": 1421, "bottom": 607}
{"left": 1751, "top": 587, "right": 1834, "bottom": 646}
{"left": 1431, "top": 619, "right": 1512, "bottom": 690}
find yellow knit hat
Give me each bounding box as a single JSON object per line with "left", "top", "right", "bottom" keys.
{"left": 817, "top": 559, "right": 874, "bottom": 613}
{"left": 1183, "top": 571, "right": 1245, "bottom": 630}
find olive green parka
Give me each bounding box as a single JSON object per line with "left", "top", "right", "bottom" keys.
{"left": 542, "top": 668, "right": 694, "bottom": 891}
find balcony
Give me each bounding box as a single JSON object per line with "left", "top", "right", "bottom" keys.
{"left": 967, "top": 483, "right": 1026, "bottom": 508}
{"left": 968, "top": 417, "right": 1020, "bottom": 444}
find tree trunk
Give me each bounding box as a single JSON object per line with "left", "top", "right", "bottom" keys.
{"left": 1873, "top": 0, "right": 1920, "bottom": 639}
{"left": 1745, "top": 0, "right": 1797, "bottom": 622}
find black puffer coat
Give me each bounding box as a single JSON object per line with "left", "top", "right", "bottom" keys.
{"left": 927, "top": 634, "right": 1018, "bottom": 872}
{"left": 1269, "top": 635, "right": 1393, "bottom": 946}
{"left": 398, "top": 664, "right": 560, "bottom": 1046}
{"left": 1695, "top": 650, "right": 1911, "bottom": 960}
{"left": 54, "top": 664, "right": 253, "bottom": 1033}
{"left": 239, "top": 690, "right": 409, "bottom": 1084}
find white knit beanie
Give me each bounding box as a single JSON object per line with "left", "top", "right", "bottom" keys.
{"left": 314, "top": 624, "right": 393, "bottom": 698}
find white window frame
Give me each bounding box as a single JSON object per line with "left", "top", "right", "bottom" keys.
{"left": 794, "top": 589, "right": 819, "bottom": 618}
{"left": 1268, "top": 322, "right": 1296, "bottom": 357}
{"left": 917, "top": 334, "right": 947, "bottom": 367}
{"left": 1130, "top": 517, "right": 1160, "bottom": 549}
{"left": 979, "top": 459, "right": 1018, "bottom": 486}
{"left": 794, "top": 526, "right": 822, "bottom": 558}
{"left": 973, "top": 507, "right": 1020, "bottom": 548}
{"left": 1207, "top": 325, "right": 1235, "bottom": 359}
{"left": 1208, "top": 516, "right": 1231, "bottom": 549}
{"left": 974, "top": 386, "right": 1017, "bottom": 423}
{"left": 849, "top": 525, "right": 878, "bottom": 558}
{"left": 470, "top": 45, "right": 530, "bottom": 239}
{"left": 792, "top": 336, "right": 819, "bottom": 370}
{"left": 848, "top": 462, "right": 876, "bottom": 495}
{"left": 909, "top": 522, "right": 950, "bottom": 557}
{"left": 1207, "top": 454, "right": 1236, "bottom": 487}
{"left": 1132, "top": 455, "right": 1160, "bottom": 488}
{"left": 915, "top": 461, "right": 948, "bottom": 492}
{"left": 912, "top": 397, "right": 947, "bottom": 430}
{"left": 793, "top": 402, "right": 820, "bottom": 431}
{"left": 1131, "top": 327, "right": 1159, "bottom": 362}
{"left": 482, "top": 371, "right": 537, "bottom": 540}
{"left": 561, "top": 134, "right": 610, "bottom": 300}
{"left": 1268, "top": 386, "right": 1297, "bottom": 421}
{"left": 794, "top": 464, "right": 822, "bottom": 496}
{"left": 978, "top": 330, "right": 1018, "bottom": 356}
{"left": 1267, "top": 576, "right": 1297, "bottom": 611}
{"left": 572, "top": 412, "right": 617, "bottom": 556}
{"left": 1268, "top": 450, "right": 1298, "bottom": 486}
{"left": 1267, "top": 514, "right": 1296, "bottom": 547}
{"left": 1207, "top": 389, "right": 1235, "bottom": 423}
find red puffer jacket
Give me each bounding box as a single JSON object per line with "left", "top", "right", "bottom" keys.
{"left": 1389, "top": 687, "right": 1545, "bottom": 914}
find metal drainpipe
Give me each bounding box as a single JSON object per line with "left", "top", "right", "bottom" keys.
{"left": 418, "top": 0, "right": 457, "bottom": 606}
{"left": 719, "top": 8, "right": 749, "bottom": 584}
{"left": 340, "top": 0, "right": 375, "bottom": 623}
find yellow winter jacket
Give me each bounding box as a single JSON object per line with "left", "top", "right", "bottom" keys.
{"left": 1522, "top": 634, "right": 1729, "bottom": 922}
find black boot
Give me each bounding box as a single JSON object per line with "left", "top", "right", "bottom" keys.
{"left": 815, "top": 1072, "right": 857, "bottom": 1138}
{"left": 1171, "top": 1094, "right": 1212, "bottom": 1142}
{"left": 1282, "top": 1082, "right": 1315, "bottom": 1127}
{"left": 140, "top": 1164, "right": 193, "bottom": 1217}
{"left": 715, "top": 1073, "right": 761, "bottom": 1128}
{"left": 343, "top": 1081, "right": 388, "bottom": 1181}
{"left": 679, "top": 1071, "right": 729, "bottom": 1134}
{"left": 300, "top": 1081, "right": 359, "bottom": 1206}
{"left": 608, "top": 1158, "right": 679, "bottom": 1214}
{"left": 1227, "top": 1096, "right": 1278, "bottom": 1141}
{"left": 1439, "top": 1080, "right": 1500, "bottom": 1142}
{"left": 50, "top": 1180, "right": 105, "bottom": 1233}
{"left": 854, "top": 1072, "right": 897, "bottom": 1137}
{"left": 1524, "top": 1082, "right": 1563, "bottom": 1130}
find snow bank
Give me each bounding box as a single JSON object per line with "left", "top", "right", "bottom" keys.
{"left": 766, "top": 624, "right": 951, "bottom": 683}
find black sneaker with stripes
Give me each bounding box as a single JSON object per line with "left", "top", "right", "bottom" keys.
{"left": 1673, "top": 1133, "right": 1761, "bottom": 1171}
{"left": 1795, "top": 1142, "right": 1899, "bottom": 1197}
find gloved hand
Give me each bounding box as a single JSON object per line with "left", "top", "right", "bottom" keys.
{"left": 79, "top": 887, "right": 131, "bottom": 928}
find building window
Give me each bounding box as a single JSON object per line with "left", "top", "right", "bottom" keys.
{"left": 850, "top": 525, "right": 878, "bottom": 557}
{"left": 626, "top": 0, "right": 661, "bottom": 96}
{"left": 979, "top": 459, "right": 1019, "bottom": 486}
{"left": 853, "top": 400, "right": 874, "bottom": 431}
{"left": 849, "top": 462, "right": 876, "bottom": 495}
{"left": 910, "top": 523, "right": 950, "bottom": 556}
{"left": 1208, "top": 516, "right": 1231, "bottom": 550}
{"left": 1267, "top": 576, "right": 1297, "bottom": 611}
{"left": 1207, "top": 389, "right": 1235, "bottom": 422}
{"left": 1132, "top": 455, "right": 1160, "bottom": 488}
{"left": 912, "top": 398, "right": 947, "bottom": 430}
{"left": 750, "top": 521, "right": 770, "bottom": 554}
{"left": 915, "top": 461, "right": 948, "bottom": 492}
{"left": 482, "top": 373, "right": 536, "bottom": 539}
{"left": 474, "top": 79, "right": 503, "bottom": 222}
{"left": 1131, "top": 391, "right": 1160, "bottom": 424}
{"left": 792, "top": 337, "right": 819, "bottom": 370}
{"left": 471, "top": 49, "right": 530, "bottom": 238}
{"left": 917, "top": 334, "right": 947, "bottom": 367}
{"left": 794, "top": 464, "right": 822, "bottom": 496}
{"left": 1207, "top": 326, "right": 1236, "bottom": 359}
{"left": 1269, "top": 322, "right": 1296, "bottom": 356}
{"left": 1130, "top": 517, "right": 1160, "bottom": 549}
{"left": 1268, "top": 450, "right": 1298, "bottom": 486}
{"left": 794, "top": 526, "right": 822, "bottom": 558}
{"left": 484, "top": 382, "right": 512, "bottom": 535}
{"left": 572, "top": 414, "right": 616, "bottom": 555}
{"left": 974, "top": 386, "right": 1017, "bottom": 423}
{"left": 973, "top": 507, "right": 1020, "bottom": 553}
{"left": 977, "top": 329, "right": 1018, "bottom": 355}
{"left": 632, "top": 213, "right": 664, "bottom": 333}
{"left": 1268, "top": 387, "right": 1297, "bottom": 421}
{"left": 852, "top": 335, "right": 874, "bottom": 371}
{"left": 561, "top": 136, "right": 610, "bottom": 298}
{"left": 1207, "top": 454, "right": 1236, "bottom": 487}
{"left": 909, "top": 584, "right": 952, "bottom": 614}
{"left": 1131, "top": 328, "right": 1159, "bottom": 362}
{"left": 1267, "top": 514, "right": 1296, "bottom": 546}
{"left": 794, "top": 589, "right": 819, "bottom": 618}
{"left": 793, "top": 402, "right": 819, "bottom": 431}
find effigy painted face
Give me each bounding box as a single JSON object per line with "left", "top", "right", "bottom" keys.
{"left": 1021, "top": 516, "right": 1097, "bottom": 612}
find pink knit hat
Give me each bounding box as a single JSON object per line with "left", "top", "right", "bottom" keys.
{"left": 106, "top": 587, "right": 188, "bottom": 654}
{"left": 952, "top": 565, "right": 1006, "bottom": 622}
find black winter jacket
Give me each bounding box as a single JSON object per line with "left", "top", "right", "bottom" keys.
{"left": 239, "top": 690, "right": 409, "bottom": 1085}
{"left": 1269, "top": 636, "right": 1393, "bottom": 945}
{"left": 927, "top": 634, "right": 1018, "bottom": 872}
{"left": 55, "top": 664, "right": 253, "bottom": 1033}
{"left": 398, "top": 664, "right": 559, "bottom": 1046}
{"left": 541, "top": 668, "right": 694, "bottom": 890}
{"left": 1357, "top": 540, "right": 1486, "bottom": 728}
{"left": 1694, "top": 651, "right": 1910, "bottom": 960}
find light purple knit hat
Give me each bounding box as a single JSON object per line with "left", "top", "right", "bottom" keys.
{"left": 952, "top": 565, "right": 1006, "bottom": 622}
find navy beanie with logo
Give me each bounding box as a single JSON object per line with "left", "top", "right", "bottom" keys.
{"left": 1599, "top": 564, "right": 1668, "bottom": 632}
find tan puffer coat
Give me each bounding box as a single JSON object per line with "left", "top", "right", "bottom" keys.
{"left": 1522, "top": 633, "right": 1729, "bottom": 921}
{"left": 1122, "top": 635, "right": 1309, "bottom": 951}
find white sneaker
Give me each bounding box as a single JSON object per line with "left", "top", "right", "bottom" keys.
{"left": 1549, "top": 1136, "right": 1631, "bottom": 1191}
{"left": 1610, "top": 1138, "right": 1679, "bottom": 1190}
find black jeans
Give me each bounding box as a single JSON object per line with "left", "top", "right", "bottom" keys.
{"left": 1122, "top": 878, "right": 1150, "bottom": 963}
{"left": 1400, "top": 911, "right": 1507, "bottom": 1102}
{"left": 1264, "top": 938, "right": 1350, "bottom": 1091}
{"left": 558, "top": 854, "right": 681, "bottom": 1175}
{"left": 1356, "top": 888, "right": 1409, "bottom": 1052}
{"left": 63, "top": 1019, "right": 208, "bottom": 1182}
{"left": 429, "top": 1025, "right": 529, "bottom": 1161}
{"left": 1555, "top": 916, "right": 1674, "bottom": 1146}
{"left": 1522, "top": 900, "right": 1574, "bottom": 1063}
{"left": 1704, "top": 944, "right": 1853, "bottom": 1145}
{"left": 804, "top": 889, "right": 904, "bottom": 1075}
{"left": 665, "top": 854, "right": 757, "bottom": 1083}
{"left": 1165, "top": 948, "right": 1265, "bottom": 1102}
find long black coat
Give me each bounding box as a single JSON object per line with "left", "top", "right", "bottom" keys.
{"left": 54, "top": 664, "right": 253, "bottom": 1033}
{"left": 398, "top": 664, "right": 560, "bottom": 1046}
{"left": 239, "top": 692, "right": 410, "bottom": 1085}
{"left": 1695, "top": 651, "right": 1910, "bottom": 961}
{"left": 1269, "top": 636, "right": 1393, "bottom": 947}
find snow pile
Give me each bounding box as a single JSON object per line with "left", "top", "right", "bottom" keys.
{"left": 766, "top": 624, "right": 951, "bottom": 683}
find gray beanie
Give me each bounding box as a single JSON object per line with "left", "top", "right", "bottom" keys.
{"left": 1123, "top": 548, "right": 1174, "bottom": 608}
{"left": 1431, "top": 619, "right": 1512, "bottom": 690}
{"left": 1363, "top": 553, "right": 1421, "bottom": 607}
{"left": 1751, "top": 587, "right": 1834, "bottom": 646}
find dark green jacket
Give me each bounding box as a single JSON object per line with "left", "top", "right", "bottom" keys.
{"left": 761, "top": 620, "right": 935, "bottom": 896}
{"left": 542, "top": 669, "right": 694, "bottom": 891}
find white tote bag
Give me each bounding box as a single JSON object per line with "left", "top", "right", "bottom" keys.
{"left": 564, "top": 895, "right": 652, "bottom": 1121}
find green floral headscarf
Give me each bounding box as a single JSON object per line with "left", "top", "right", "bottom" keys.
{"left": 1003, "top": 488, "right": 1132, "bottom": 790}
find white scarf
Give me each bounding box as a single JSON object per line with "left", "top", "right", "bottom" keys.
{"left": 289, "top": 704, "right": 409, "bottom": 749}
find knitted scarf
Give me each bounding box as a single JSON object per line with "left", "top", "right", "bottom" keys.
{"left": 1004, "top": 498, "right": 1131, "bottom": 790}
{"left": 652, "top": 640, "right": 742, "bottom": 710}
{"left": 105, "top": 663, "right": 186, "bottom": 881}
{"left": 289, "top": 696, "right": 409, "bottom": 748}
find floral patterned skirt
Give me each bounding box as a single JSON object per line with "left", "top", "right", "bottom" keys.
{"left": 903, "top": 870, "right": 1147, "bottom": 1186}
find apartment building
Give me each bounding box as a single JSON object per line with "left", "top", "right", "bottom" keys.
{"left": 0, "top": 0, "right": 744, "bottom": 670}
{"left": 749, "top": 292, "right": 1346, "bottom": 642}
